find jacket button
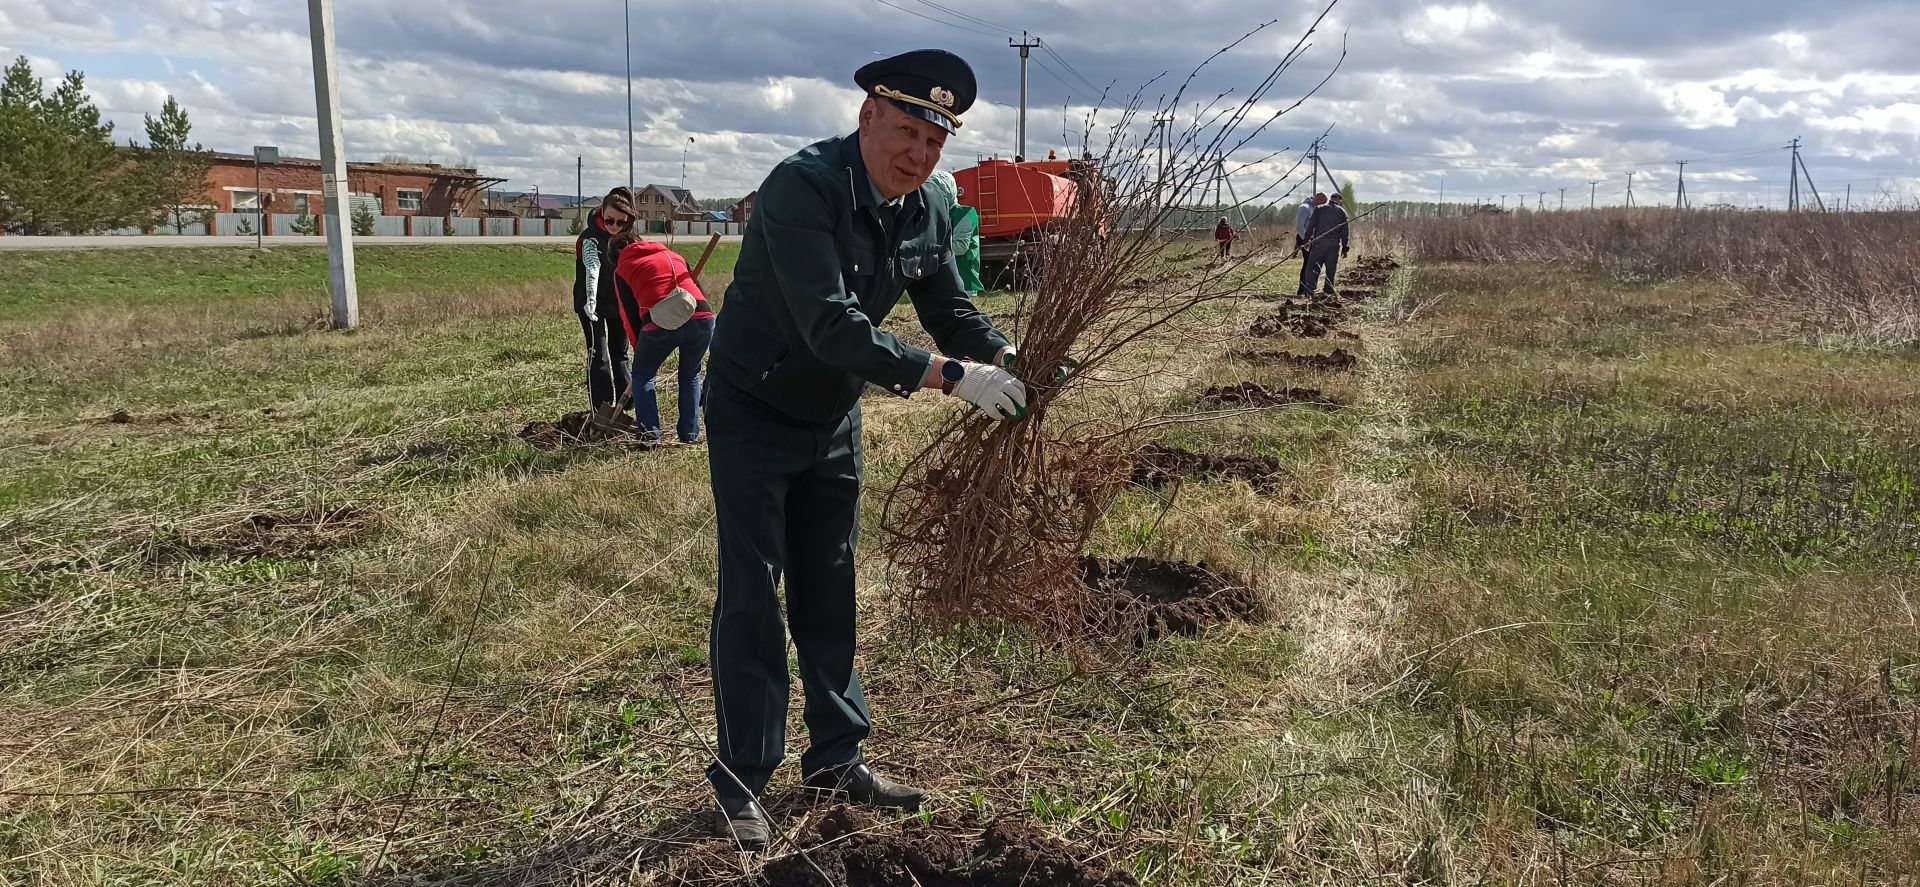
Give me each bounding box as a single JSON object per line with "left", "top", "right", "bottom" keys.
{"left": 892, "top": 383, "right": 902, "bottom": 391}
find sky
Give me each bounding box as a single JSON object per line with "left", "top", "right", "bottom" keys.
{"left": 4, "top": 0, "right": 1918, "bottom": 209}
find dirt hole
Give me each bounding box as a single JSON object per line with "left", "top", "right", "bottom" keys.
{"left": 1348, "top": 254, "right": 1401, "bottom": 273}
{"left": 1130, "top": 443, "right": 1283, "bottom": 493}
{"left": 98, "top": 409, "right": 190, "bottom": 426}
{"left": 145, "top": 505, "right": 372, "bottom": 565}
{"left": 754, "top": 804, "right": 1138, "bottom": 887}
{"left": 518, "top": 410, "right": 636, "bottom": 449}
{"left": 1249, "top": 307, "right": 1345, "bottom": 340}
{"left": 1224, "top": 347, "right": 1356, "bottom": 372}
{"left": 1198, "top": 383, "right": 1344, "bottom": 410}
{"left": 1082, "top": 556, "right": 1268, "bottom": 642}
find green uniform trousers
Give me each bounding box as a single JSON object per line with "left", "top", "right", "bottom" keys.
{"left": 702, "top": 376, "right": 872, "bottom": 806}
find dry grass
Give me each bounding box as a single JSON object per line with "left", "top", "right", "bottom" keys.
{"left": 7, "top": 230, "right": 1918, "bottom": 885}
{"left": 1383, "top": 209, "right": 1920, "bottom": 345}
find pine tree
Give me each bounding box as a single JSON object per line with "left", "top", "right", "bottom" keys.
{"left": 0, "top": 58, "right": 45, "bottom": 233}
{"left": 0, "top": 59, "right": 128, "bottom": 234}
{"left": 1338, "top": 181, "right": 1357, "bottom": 212}
{"left": 134, "top": 96, "right": 213, "bottom": 233}
{"left": 351, "top": 202, "right": 375, "bottom": 236}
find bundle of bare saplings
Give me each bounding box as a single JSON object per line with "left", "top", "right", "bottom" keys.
{"left": 880, "top": 8, "right": 1347, "bottom": 644}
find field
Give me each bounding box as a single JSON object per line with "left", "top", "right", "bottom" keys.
{"left": 2, "top": 230, "right": 1917, "bottom": 885}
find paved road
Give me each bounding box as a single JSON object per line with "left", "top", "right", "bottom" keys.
{"left": 0, "top": 234, "right": 743, "bottom": 251}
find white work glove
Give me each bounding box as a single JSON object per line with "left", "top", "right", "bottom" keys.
{"left": 948, "top": 361, "right": 1028, "bottom": 420}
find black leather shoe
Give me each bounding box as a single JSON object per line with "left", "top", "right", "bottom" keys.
{"left": 713, "top": 798, "right": 769, "bottom": 850}
{"left": 801, "top": 763, "right": 926, "bottom": 811}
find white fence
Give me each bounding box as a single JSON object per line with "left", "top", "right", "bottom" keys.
{"left": 79, "top": 214, "right": 590, "bottom": 239}
{"left": 670, "top": 221, "right": 744, "bottom": 236}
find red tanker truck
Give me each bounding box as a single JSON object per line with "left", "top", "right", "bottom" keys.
{"left": 951, "top": 154, "right": 1107, "bottom": 287}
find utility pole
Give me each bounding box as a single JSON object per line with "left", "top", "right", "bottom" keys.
{"left": 1588, "top": 180, "right": 1599, "bottom": 210}
{"left": 306, "top": 0, "right": 357, "bottom": 330}
{"left": 1788, "top": 137, "right": 1799, "bottom": 212}
{"left": 575, "top": 156, "right": 583, "bottom": 224}
{"left": 1438, "top": 175, "right": 1445, "bottom": 215}
{"left": 1010, "top": 32, "right": 1041, "bottom": 161}
{"left": 1309, "top": 138, "right": 1320, "bottom": 195}
{"left": 1675, "top": 160, "right": 1688, "bottom": 209}
{"left": 1559, "top": 187, "right": 1565, "bottom": 211}
{"left": 1626, "top": 171, "right": 1635, "bottom": 208}
{"left": 1537, "top": 191, "right": 1546, "bottom": 211}
{"left": 1150, "top": 112, "right": 1174, "bottom": 184}
{"left": 624, "top": 0, "right": 635, "bottom": 190}
{"left": 1845, "top": 183, "right": 1851, "bottom": 212}
{"left": 1789, "top": 138, "right": 1825, "bottom": 212}
{"left": 681, "top": 136, "right": 693, "bottom": 191}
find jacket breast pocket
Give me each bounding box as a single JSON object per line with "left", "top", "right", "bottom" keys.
{"left": 841, "top": 246, "right": 879, "bottom": 302}
{"left": 897, "top": 244, "right": 949, "bottom": 283}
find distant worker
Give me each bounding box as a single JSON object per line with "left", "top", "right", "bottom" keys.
{"left": 1294, "top": 191, "right": 1326, "bottom": 294}
{"left": 927, "top": 170, "right": 984, "bottom": 294}
{"left": 1294, "top": 191, "right": 1324, "bottom": 253}
{"left": 701, "top": 48, "right": 1027, "bottom": 851}
{"left": 1301, "top": 192, "right": 1351, "bottom": 296}
{"left": 574, "top": 187, "right": 636, "bottom": 410}
{"left": 1214, "top": 216, "right": 1235, "bottom": 259}
{"left": 610, "top": 231, "right": 715, "bottom": 444}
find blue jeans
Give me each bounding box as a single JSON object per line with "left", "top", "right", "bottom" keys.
{"left": 630, "top": 316, "right": 714, "bottom": 443}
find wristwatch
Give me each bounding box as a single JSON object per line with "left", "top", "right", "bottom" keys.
{"left": 940, "top": 359, "right": 965, "bottom": 395}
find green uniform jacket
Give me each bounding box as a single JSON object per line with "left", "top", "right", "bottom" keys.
{"left": 951, "top": 203, "right": 983, "bottom": 294}
{"left": 710, "top": 132, "right": 1012, "bottom": 425}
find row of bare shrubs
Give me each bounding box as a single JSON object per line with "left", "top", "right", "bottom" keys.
{"left": 1378, "top": 208, "right": 1920, "bottom": 346}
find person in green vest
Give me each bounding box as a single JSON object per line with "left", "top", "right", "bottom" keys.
{"left": 925, "top": 169, "right": 983, "bottom": 294}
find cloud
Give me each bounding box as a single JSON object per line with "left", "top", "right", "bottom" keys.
{"left": 0, "top": 0, "right": 1912, "bottom": 205}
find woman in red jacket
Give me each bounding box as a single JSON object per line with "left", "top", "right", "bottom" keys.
{"left": 611, "top": 233, "right": 717, "bottom": 443}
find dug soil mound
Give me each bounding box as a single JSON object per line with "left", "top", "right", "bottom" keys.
{"left": 1197, "top": 383, "right": 1344, "bottom": 410}
{"left": 1224, "top": 347, "right": 1356, "bottom": 372}
{"left": 1130, "top": 443, "right": 1283, "bottom": 493}
{"left": 145, "top": 505, "right": 372, "bottom": 565}
{"left": 1082, "top": 556, "right": 1268, "bottom": 641}
{"left": 1341, "top": 254, "right": 1401, "bottom": 288}
{"left": 756, "top": 805, "right": 1138, "bottom": 887}
{"left": 518, "top": 410, "right": 635, "bottom": 449}
{"left": 1249, "top": 306, "right": 1343, "bottom": 339}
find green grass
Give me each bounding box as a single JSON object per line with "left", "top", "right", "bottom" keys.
{"left": 3, "top": 247, "right": 1916, "bottom": 884}
{"left": 0, "top": 241, "right": 744, "bottom": 322}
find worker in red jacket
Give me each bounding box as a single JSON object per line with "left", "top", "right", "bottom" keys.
{"left": 1214, "top": 216, "right": 1234, "bottom": 259}
{"left": 611, "top": 233, "right": 717, "bottom": 443}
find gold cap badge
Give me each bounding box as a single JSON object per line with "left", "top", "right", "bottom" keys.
{"left": 930, "top": 86, "right": 955, "bottom": 108}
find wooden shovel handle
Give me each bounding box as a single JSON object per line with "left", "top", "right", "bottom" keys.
{"left": 689, "top": 232, "right": 723, "bottom": 287}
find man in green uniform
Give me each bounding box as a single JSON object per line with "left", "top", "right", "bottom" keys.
{"left": 701, "top": 49, "right": 1028, "bottom": 850}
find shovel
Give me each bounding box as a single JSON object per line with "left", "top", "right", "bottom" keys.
{"left": 588, "top": 232, "right": 725, "bottom": 436}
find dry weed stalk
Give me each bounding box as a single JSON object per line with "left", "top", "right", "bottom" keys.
{"left": 880, "top": 5, "right": 1347, "bottom": 641}
{"left": 1386, "top": 208, "right": 1920, "bottom": 346}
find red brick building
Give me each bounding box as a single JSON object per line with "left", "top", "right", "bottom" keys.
{"left": 204, "top": 152, "right": 504, "bottom": 217}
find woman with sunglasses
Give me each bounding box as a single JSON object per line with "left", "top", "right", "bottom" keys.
{"left": 573, "top": 187, "right": 638, "bottom": 411}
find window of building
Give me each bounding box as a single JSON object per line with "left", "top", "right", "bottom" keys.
{"left": 397, "top": 189, "right": 424, "bottom": 212}
{"left": 292, "top": 193, "right": 311, "bottom": 215}
{"left": 230, "top": 189, "right": 260, "bottom": 213}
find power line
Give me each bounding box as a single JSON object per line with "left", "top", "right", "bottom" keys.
{"left": 872, "top": 0, "right": 1002, "bottom": 38}
{"left": 904, "top": 0, "right": 1015, "bottom": 34}
{"left": 1040, "top": 42, "right": 1101, "bottom": 94}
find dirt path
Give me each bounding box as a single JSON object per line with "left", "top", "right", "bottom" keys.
{"left": 1289, "top": 263, "right": 1415, "bottom": 698}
